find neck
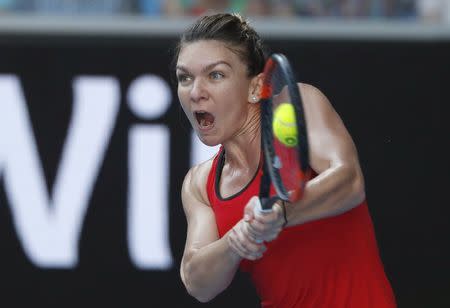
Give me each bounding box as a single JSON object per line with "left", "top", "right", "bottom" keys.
{"left": 222, "top": 115, "right": 261, "bottom": 171}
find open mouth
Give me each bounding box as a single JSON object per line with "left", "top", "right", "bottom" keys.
{"left": 195, "top": 111, "right": 215, "bottom": 129}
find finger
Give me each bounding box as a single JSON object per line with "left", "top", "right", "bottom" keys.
{"left": 228, "top": 238, "right": 252, "bottom": 259}
{"left": 271, "top": 203, "right": 285, "bottom": 227}
{"left": 229, "top": 233, "right": 265, "bottom": 260}
{"left": 248, "top": 218, "right": 283, "bottom": 242}
{"left": 248, "top": 218, "right": 269, "bottom": 235}
{"left": 253, "top": 203, "right": 284, "bottom": 227}
{"left": 244, "top": 197, "right": 258, "bottom": 221}
{"left": 263, "top": 227, "right": 283, "bottom": 242}
{"left": 252, "top": 197, "right": 272, "bottom": 227}
{"left": 253, "top": 209, "right": 277, "bottom": 225}
{"left": 235, "top": 224, "right": 265, "bottom": 254}
{"left": 252, "top": 198, "right": 271, "bottom": 221}
{"left": 238, "top": 223, "right": 268, "bottom": 256}
{"left": 244, "top": 221, "right": 265, "bottom": 244}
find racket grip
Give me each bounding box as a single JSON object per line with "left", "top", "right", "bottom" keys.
{"left": 251, "top": 198, "right": 273, "bottom": 244}
{"left": 253, "top": 198, "right": 275, "bottom": 244}
{"left": 254, "top": 198, "right": 274, "bottom": 215}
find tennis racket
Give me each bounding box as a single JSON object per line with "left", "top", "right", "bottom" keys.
{"left": 257, "top": 53, "right": 310, "bottom": 213}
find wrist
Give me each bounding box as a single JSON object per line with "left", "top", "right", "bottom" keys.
{"left": 225, "top": 232, "right": 243, "bottom": 262}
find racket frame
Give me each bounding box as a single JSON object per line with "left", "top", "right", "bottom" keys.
{"left": 259, "top": 53, "right": 310, "bottom": 211}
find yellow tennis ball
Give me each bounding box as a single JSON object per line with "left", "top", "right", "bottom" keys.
{"left": 272, "top": 103, "right": 298, "bottom": 147}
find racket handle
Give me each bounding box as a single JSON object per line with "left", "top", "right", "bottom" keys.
{"left": 251, "top": 197, "right": 279, "bottom": 244}
{"left": 257, "top": 196, "right": 280, "bottom": 212}
{"left": 255, "top": 197, "right": 274, "bottom": 214}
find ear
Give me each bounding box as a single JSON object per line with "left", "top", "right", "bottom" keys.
{"left": 247, "top": 73, "right": 264, "bottom": 103}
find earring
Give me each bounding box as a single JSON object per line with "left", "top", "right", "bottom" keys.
{"left": 252, "top": 95, "right": 258, "bottom": 103}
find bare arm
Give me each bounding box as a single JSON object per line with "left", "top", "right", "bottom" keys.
{"left": 285, "top": 83, "right": 366, "bottom": 226}
{"left": 180, "top": 162, "right": 265, "bottom": 302}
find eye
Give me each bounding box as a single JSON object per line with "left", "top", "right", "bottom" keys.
{"left": 210, "top": 71, "right": 224, "bottom": 80}
{"left": 177, "top": 73, "right": 192, "bottom": 84}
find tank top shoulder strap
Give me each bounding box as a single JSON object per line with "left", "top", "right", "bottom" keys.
{"left": 206, "top": 146, "right": 224, "bottom": 206}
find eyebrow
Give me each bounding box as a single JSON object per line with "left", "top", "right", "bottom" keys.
{"left": 176, "top": 61, "right": 232, "bottom": 74}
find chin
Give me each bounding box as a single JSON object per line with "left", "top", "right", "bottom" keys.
{"left": 197, "top": 134, "right": 221, "bottom": 147}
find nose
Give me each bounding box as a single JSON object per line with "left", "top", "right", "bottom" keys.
{"left": 190, "top": 78, "right": 208, "bottom": 103}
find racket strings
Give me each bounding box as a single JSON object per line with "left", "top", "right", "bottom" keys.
{"left": 267, "top": 64, "right": 304, "bottom": 201}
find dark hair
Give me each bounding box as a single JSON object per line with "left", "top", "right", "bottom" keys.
{"left": 172, "top": 13, "right": 268, "bottom": 78}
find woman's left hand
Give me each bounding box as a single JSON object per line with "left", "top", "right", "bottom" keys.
{"left": 243, "top": 196, "right": 285, "bottom": 243}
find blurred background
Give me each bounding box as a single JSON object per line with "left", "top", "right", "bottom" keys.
{"left": 0, "top": 1, "right": 449, "bottom": 308}
{"left": 0, "top": 0, "right": 448, "bottom": 22}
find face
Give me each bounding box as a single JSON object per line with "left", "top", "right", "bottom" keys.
{"left": 176, "top": 40, "right": 259, "bottom": 146}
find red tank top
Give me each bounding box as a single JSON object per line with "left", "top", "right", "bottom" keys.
{"left": 207, "top": 147, "right": 396, "bottom": 308}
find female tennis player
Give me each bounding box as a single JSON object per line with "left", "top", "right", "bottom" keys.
{"left": 174, "top": 13, "right": 396, "bottom": 307}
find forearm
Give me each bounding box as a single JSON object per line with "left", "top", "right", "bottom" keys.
{"left": 181, "top": 234, "right": 241, "bottom": 302}
{"left": 286, "top": 164, "right": 365, "bottom": 227}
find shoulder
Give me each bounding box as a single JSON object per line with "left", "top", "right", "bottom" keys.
{"left": 182, "top": 155, "right": 216, "bottom": 207}
{"left": 298, "top": 82, "right": 330, "bottom": 105}
{"left": 297, "top": 82, "right": 339, "bottom": 118}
